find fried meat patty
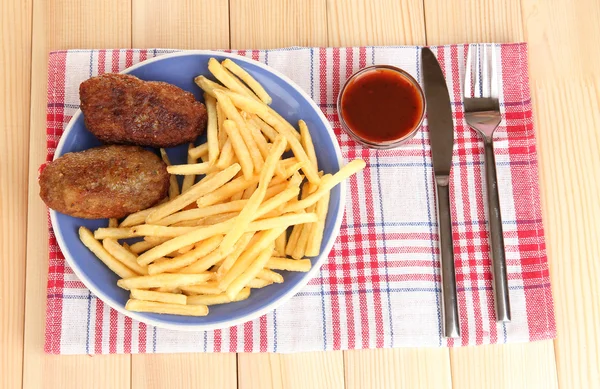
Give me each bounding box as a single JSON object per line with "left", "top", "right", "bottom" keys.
{"left": 80, "top": 73, "right": 207, "bottom": 147}
{"left": 40, "top": 145, "right": 169, "bottom": 219}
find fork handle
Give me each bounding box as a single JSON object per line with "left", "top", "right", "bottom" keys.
{"left": 484, "top": 139, "right": 511, "bottom": 322}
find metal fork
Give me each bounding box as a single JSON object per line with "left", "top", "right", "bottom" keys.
{"left": 463, "top": 44, "right": 511, "bottom": 323}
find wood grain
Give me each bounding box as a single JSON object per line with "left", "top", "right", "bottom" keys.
{"left": 132, "top": 353, "right": 237, "bottom": 389}
{"left": 450, "top": 342, "right": 558, "bottom": 389}
{"left": 327, "top": 0, "right": 426, "bottom": 46}
{"left": 22, "top": 1, "right": 132, "bottom": 388}
{"left": 132, "top": 0, "right": 229, "bottom": 49}
{"left": 0, "top": 0, "right": 32, "bottom": 388}
{"left": 238, "top": 352, "right": 345, "bottom": 389}
{"left": 344, "top": 349, "right": 452, "bottom": 389}
{"left": 230, "top": 0, "right": 328, "bottom": 49}
{"left": 423, "top": 0, "right": 523, "bottom": 44}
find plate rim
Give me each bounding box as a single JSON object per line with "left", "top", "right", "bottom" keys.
{"left": 50, "top": 49, "right": 346, "bottom": 331}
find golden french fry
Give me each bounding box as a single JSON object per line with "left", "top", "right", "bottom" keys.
{"left": 147, "top": 235, "right": 223, "bottom": 274}
{"left": 180, "top": 282, "right": 222, "bottom": 295}
{"left": 204, "top": 93, "right": 220, "bottom": 163}
{"left": 126, "top": 299, "right": 208, "bottom": 316}
{"left": 250, "top": 212, "right": 316, "bottom": 231}
{"left": 153, "top": 200, "right": 248, "bottom": 226}
{"left": 102, "top": 238, "right": 148, "bottom": 275}
{"left": 285, "top": 159, "right": 366, "bottom": 213}
{"left": 167, "top": 162, "right": 213, "bottom": 175}
{"left": 226, "top": 245, "right": 274, "bottom": 300}
{"left": 242, "top": 182, "right": 257, "bottom": 199}
{"left": 305, "top": 190, "right": 330, "bottom": 256}
{"left": 79, "top": 227, "right": 137, "bottom": 279}
{"left": 267, "top": 257, "right": 312, "bottom": 272}
{"left": 275, "top": 232, "right": 287, "bottom": 256}
{"left": 197, "top": 174, "right": 260, "bottom": 207}
{"left": 120, "top": 203, "right": 163, "bottom": 227}
{"left": 216, "top": 102, "right": 227, "bottom": 149}
{"left": 196, "top": 212, "right": 239, "bottom": 226}
{"left": 178, "top": 243, "right": 195, "bottom": 254}
{"left": 292, "top": 183, "right": 318, "bottom": 259}
{"left": 223, "top": 91, "right": 320, "bottom": 183}
{"left": 129, "top": 237, "right": 169, "bottom": 254}
{"left": 285, "top": 182, "right": 312, "bottom": 256}
{"left": 178, "top": 241, "right": 232, "bottom": 274}
{"left": 189, "top": 143, "right": 209, "bottom": 160}
{"left": 299, "top": 120, "right": 318, "bottom": 170}
{"left": 208, "top": 58, "right": 257, "bottom": 99}
{"left": 132, "top": 225, "right": 197, "bottom": 237}
{"left": 146, "top": 163, "right": 241, "bottom": 224}
{"left": 219, "top": 136, "right": 288, "bottom": 253}
{"left": 242, "top": 111, "right": 271, "bottom": 160}
{"left": 214, "top": 90, "right": 264, "bottom": 172}
{"left": 181, "top": 143, "right": 197, "bottom": 193}
{"left": 230, "top": 189, "right": 244, "bottom": 201}
{"left": 247, "top": 278, "right": 273, "bottom": 289}
{"left": 216, "top": 139, "right": 235, "bottom": 169}
{"left": 222, "top": 119, "right": 254, "bottom": 179}
{"left": 160, "top": 148, "right": 181, "bottom": 199}
{"left": 216, "top": 232, "right": 254, "bottom": 279}
{"left": 187, "top": 287, "right": 250, "bottom": 306}
{"left": 264, "top": 182, "right": 287, "bottom": 200}
{"left": 222, "top": 58, "right": 272, "bottom": 104}
{"left": 194, "top": 75, "right": 227, "bottom": 98}
{"left": 256, "top": 268, "right": 284, "bottom": 283}
{"left": 219, "top": 228, "right": 284, "bottom": 290}
{"left": 108, "top": 218, "right": 119, "bottom": 228}
{"left": 250, "top": 115, "right": 279, "bottom": 143}
{"left": 257, "top": 186, "right": 301, "bottom": 219}
{"left": 94, "top": 227, "right": 140, "bottom": 240}
{"left": 117, "top": 272, "right": 213, "bottom": 290}
{"left": 130, "top": 289, "right": 186, "bottom": 305}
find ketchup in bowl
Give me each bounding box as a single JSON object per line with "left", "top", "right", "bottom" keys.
{"left": 337, "top": 65, "right": 425, "bottom": 148}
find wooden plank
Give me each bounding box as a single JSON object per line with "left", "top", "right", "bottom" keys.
{"left": 327, "top": 0, "right": 426, "bottom": 46}
{"left": 450, "top": 342, "right": 558, "bottom": 389}
{"left": 230, "top": 0, "right": 328, "bottom": 49}
{"left": 326, "top": 3, "right": 450, "bottom": 389}
{"left": 423, "top": 0, "right": 523, "bottom": 44}
{"left": 22, "top": 1, "right": 131, "bottom": 388}
{"left": 130, "top": 3, "right": 237, "bottom": 389}
{"left": 132, "top": 0, "right": 229, "bottom": 49}
{"left": 132, "top": 353, "right": 237, "bottom": 389}
{"left": 238, "top": 352, "right": 345, "bottom": 389}
{"left": 345, "top": 349, "right": 452, "bottom": 389}
{"left": 0, "top": 0, "right": 32, "bottom": 388}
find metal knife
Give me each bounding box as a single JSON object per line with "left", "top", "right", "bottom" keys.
{"left": 421, "top": 47, "right": 460, "bottom": 338}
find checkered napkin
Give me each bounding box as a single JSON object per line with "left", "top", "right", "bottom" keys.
{"left": 45, "top": 44, "right": 555, "bottom": 354}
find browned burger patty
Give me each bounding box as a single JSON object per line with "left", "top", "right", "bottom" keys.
{"left": 40, "top": 145, "right": 169, "bottom": 219}
{"left": 80, "top": 73, "right": 207, "bottom": 147}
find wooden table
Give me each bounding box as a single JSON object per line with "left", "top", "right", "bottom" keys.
{"left": 2, "top": 0, "right": 598, "bottom": 388}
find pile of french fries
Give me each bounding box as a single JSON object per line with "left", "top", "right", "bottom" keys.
{"left": 79, "top": 58, "right": 366, "bottom": 317}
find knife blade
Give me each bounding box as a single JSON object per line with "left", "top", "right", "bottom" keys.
{"left": 421, "top": 47, "right": 460, "bottom": 338}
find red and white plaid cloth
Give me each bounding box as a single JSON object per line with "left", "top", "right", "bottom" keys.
{"left": 45, "top": 44, "right": 555, "bottom": 354}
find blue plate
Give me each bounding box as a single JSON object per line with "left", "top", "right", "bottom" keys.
{"left": 51, "top": 51, "right": 345, "bottom": 331}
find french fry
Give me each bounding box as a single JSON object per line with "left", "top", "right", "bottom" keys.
{"left": 194, "top": 75, "right": 227, "bottom": 98}
{"left": 284, "top": 159, "right": 366, "bottom": 212}
{"left": 204, "top": 93, "right": 220, "bottom": 163}
{"left": 180, "top": 282, "right": 222, "bottom": 295}
{"left": 129, "top": 237, "right": 169, "bottom": 254}
{"left": 222, "top": 119, "right": 254, "bottom": 179}
{"left": 178, "top": 241, "right": 232, "bottom": 274}
{"left": 250, "top": 115, "right": 279, "bottom": 143}
{"left": 305, "top": 190, "right": 330, "bottom": 256}
{"left": 247, "top": 278, "right": 273, "bottom": 289}
{"left": 285, "top": 182, "right": 312, "bottom": 256}
{"left": 79, "top": 227, "right": 137, "bottom": 279}
{"left": 108, "top": 218, "right": 119, "bottom": 228}
{"left": 187, "top": 287, "right": 250, "bottom": 306}
{"left": 208, "top": 58, "right": 257, "bottom": 100}
{"left": 167, "top": 162, "right": 213, "bottom": 175}
{"left": 181, "top": 143, "right": 197, "bottom": 193}
{"left": 132, "top": 225, "right": 197, "bottom": 237}
{"left": 120, "top": 203, "right": 163, "bottom": 227}
{"left": 130, "top": 288, "right": 186, "bottom": 305}
{"left": 267, "top": 257, "right": 312, "bottom": 272}
{"left": 189, "top": 143, "right": 209, "bottom": 160}
{"left": 214, "top": 90, "right": 264, "bottom": 172}
{"left": 126, "top": 299, "right": 208, "bottom": 316}
{"left": 256, "top": 269, "right": 284, "bottom": 283}
{"left": 196, "top": 212, "right": 239, "bottom": 226}
{"left": 299, "top": 120, "right": 318, "bottom": 170}
{"left": 160, "top": 148, "right": 180, "bottom": 199}
{"left": 147, "top": 235, "right": 223, "bottom": 274}
{"left": 242, "top": 182, "right": 257, "bottom": 199}
{"left": 216, "top": 232, "right": 254, "bottom": 278}
{"left": 274, "top": 232, "right": 287, "bottom": 256}
{"left": 153, "top": 200, "right": 248, "bottom": 226}
{"left": 117, "top": 272, "right": 213, "bottom": 290}
{"left": 226, "top": 245, "right": 274, "bottom": 300}
{"left": 292, "top": 183, "right": 318, "bottom": 259}
{"left": 223, "top": 91, "right": 320, "bottom": 183}
{"left": 197, "top": 174, "right": 260, "bottom": 207}
{"left": 264, "top": 182, "right": 287, "bottom": 200}
{"left": 219, "top": 228, "right": 284, "bottom": 290}
{"left": 136, "top": 219, "right": 235, "bottom": 265}
{"left": 230, "top": 189, "right": 244, "bottom": 201}
{"left": 242, "top": 111, "right": 270, "bottom": 160}
{"left": 216, "top": 102, "right": 227, "bottom": 148}
{"left": 252, "top": 213, "right": 317, "bottom": 232}
{"left": 94, "top": 227, "right": 140, "bottom": 240}
{"left": 222, "top": 58, "right": 272, "bottom": 104}
{"left": 216, "top": 139, "right": 235, "bottom": 169}
{"left": 146, "top": 163, "right": 241, "bottom": 224}
{"left": 102, "top": 238, "right": 148, "bottom": 275}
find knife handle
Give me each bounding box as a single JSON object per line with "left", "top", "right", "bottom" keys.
{"left": 483, "top": 139, "right": 511, "bottom": 322}
{"left": 435, "top": 177, "right": 460, "bottom": 338}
